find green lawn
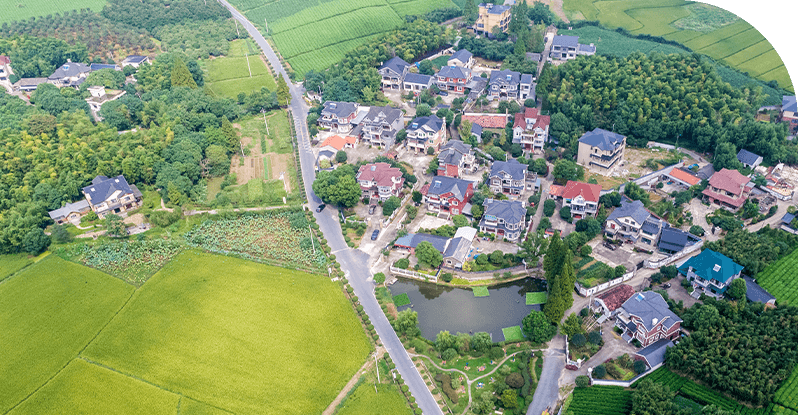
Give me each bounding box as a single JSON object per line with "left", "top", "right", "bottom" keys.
{"left": 0, "top": 255, "right": 134, "bottom": 414}
{"left": 0, "top": 253, "right": 33, "bottom": 281}
{"left": 82, "top": 250, "right": 371, "bottom": 415}
{"left": 204, "top": 39, "right": 276, "bottom": 99}
{"left": 0, "top": 0, "right": 107, "bottom": 24}
{"left": 502, "top": 326, "right": 524, "bottom": 342}
{"left": 393, "top": 293, "right": 411, "bottom": 307}
{"left": 525, "top": 292, "right": 547, "bottom": 305}
{"left": 337, "top": 382, "right": 412, "bottom": 415}
{"left": 472, "top": 286, "right": 489, "bottom": 297}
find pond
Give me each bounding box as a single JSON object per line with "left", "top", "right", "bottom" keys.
{"left": 390, "top": 277, "right": 546, "bottom": 342}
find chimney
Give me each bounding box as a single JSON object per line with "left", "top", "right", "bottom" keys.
{"left": 652, "top": 318, "right": 658, "bottom": 326}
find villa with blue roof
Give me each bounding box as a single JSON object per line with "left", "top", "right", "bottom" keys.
{"left": 80, "top": 175, "right": 143, "bottom": 219}
{"left": 576, "top": 128, "right": 626, "bottom": 175}
{"left": 378, "top": 56, "right": 410, "bottom": 91}
{"left": 678, "top": 249, "right": 744, "bottom": 296}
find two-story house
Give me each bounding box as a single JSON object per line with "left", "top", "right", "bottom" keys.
{"left": 479, "top": 199, "right": 526, "bottom": 241}
{"left": 512, "top": 107, "right": 550, "bottom": 154}
{"left": 576, "top": 128, "right": 626, "bottom": 175}
{"left": 549, "top": 35, "right": 596, "bottom": 61}
{"left": 781, "top": 95, "right": 797, "bottom": 135}
{"left": 318, "top": 101, "right": 359, "bottom": 133}
{"left": 82, "top": 175, "right": 143, "bottom": 219}
{"left": 475, "top": 3, "right": 511, "bottom": 36}
{"left": 617, "top": 291, "right": 682, "bottom": 347}
{"left": 48, "top": 62, "right": 91, "bottom": 88}
{"left": 421, "top": 176, "right": 474, "bottom": 215}
{"left": 489, "top": 159, "right": 527, "bottom": 195}
{"left": 437, "top": 140, "right": 477, "bottom": 178}
{"left": 436, "top": 66, "right": 472, "bottom": 95}
{"left": 678, "top": 249, "right": 744, "bottom": 296}
{"left": 0, "top": 55, "right": 12, "bottom": 85}
{"left": 605, "top": 198, "right": 651, "bottom": 242}
{"left": 406, "top": 115, "right": 447, "bottom": 154}
{"left": 561, "top": 180, "right": 601, "bottom": 219}
{"left": 403, "top": 73, "right": 433, "bottom": 94}
{"left": 487, "top": 70, "right": 534, "bottom": 101}
{"left": 447, "top": 49, "right": 474, "bottom": 68}
{"left": 701, "top": 168, "right": 752, "bottom": 212}
{"left": 351, "top": 105, "right": 404, "bottom": 148}
{"left": 378, "top": 56, "right": 410, "bottom": 91}
{"left": 356, "top": 163, "right": 405, "bottom": 201}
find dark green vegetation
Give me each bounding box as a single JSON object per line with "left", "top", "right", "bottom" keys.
{"left": 568, "top": 385, "right": 632, "bottom": 415}
{"left": 54, "top": 240, "right": 183, "bottom": 285}
{"left": 704, "top": 227, "right": 798, "bottom": 276}
{"left": 542, "top": 235, "right": 576, "bottom": 323}
{"left": 755, "top": 243, "right": 798, "bottom": 306}
{"left": 540, "top": 53, "right": 794, "bottom": 163}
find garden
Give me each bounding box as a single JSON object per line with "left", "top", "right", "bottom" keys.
{"left": 183, "top": 210, "right": 328, "bottom": 272}
{"left": 590, "top": 354, "right": 645, "bottom": 381}
{"left": 565, "top": 385, "right": 632, "bottom": 415}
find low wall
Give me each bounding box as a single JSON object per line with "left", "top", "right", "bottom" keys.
{"left": 644, "top": 240, "right": 703, "bottom": 269}
{"left": 390, "top": 266, "right": 438, "bottom": 282}
{"left": 441, "top": 264, "right": 539, "bottom": 281}
{"left": 575, "top": 271, "right": 635, "bottom": 297}
{"left": 590, "top": 362, "right": 663, "bottom": 387}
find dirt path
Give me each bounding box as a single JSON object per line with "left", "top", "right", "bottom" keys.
{"left": 537, "top": 0, "right": 569, "bottom": 23}
{"left": 158, "top": 198, "right": 174, "bottom": 212}
{"left": 322, "top": 347, "right": 385, "bottom": 415}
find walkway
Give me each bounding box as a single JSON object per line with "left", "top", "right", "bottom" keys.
{"left": 216, "top": 1, "right": 442, "bottom": 413}
{"left": 527, "top": 336, "right": 566, "bottom": 415}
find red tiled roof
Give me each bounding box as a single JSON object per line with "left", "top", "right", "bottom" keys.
{"left": 668, "top": 168, "right": 700, "bottom": 186}
{"left": 513, "top": 113, "right": 525, "bottom": 129}
{"left": 549, "top": 184, "right": 565, "bottom": 198}
{"left": 708, "top": 168, "right": 750, "bottom": 195}
{"left": 562, "top": 181, "right": 602, "bottom": 202}
{"left": 533, "top": 114, "right": 550, "bottom": 130}
{"left": 598, "top": 284, "right": 635, "bottom": 312}
{"left": 0, "top": 56, "right": 9, "bottom": 65}
{"left": 524, "top": 107, "right": 539, "bottom": 119}
{"left": 514, "top": 109, "right": 550, "bottom": 131}
{"left": 462, "top": 114, "right": 509, "bottom": 129}
{"left": 438, "top": 164, "right": 459, "bottom": 177}
{"left": 320, "top": 135, "right": 356, "bottom": 151}
{"left": 357, "top": 162, "right": 403, "bottom": 187}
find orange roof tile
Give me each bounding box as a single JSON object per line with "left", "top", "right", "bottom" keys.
{"left": 562, "top": 181, "right": 602, "bottom": 202}
{"left": 549, "top": 184, "right": 565, "bottom": 198}
{"left": 320, "top": 135, "right": 356, "bottom": 151}
{"left": 669, "top": 168, "right": 700, "bottom": 186}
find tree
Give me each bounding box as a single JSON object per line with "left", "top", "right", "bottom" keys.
{"left": 50, "top": 224, "right": 73, "bottom": 244}
{"left": 522, "top": 310, "right": 557, "bottom": 343}
{"left": 373, "top": 272, "right": 386, "bottom": 285}
{"left": 559, "top": 206, "right": 571, "bottom": 220}
{"left": 543, "top": 199, "right": 555, "bottom": 216}
{"left": 588, "top": 331, "right": 602, "bottom": 345}
{"left": 416, "top": 241, "right": 443, "bottom": 267}
{"left": 713, "top": 141, "right": 742, "bottom": 171}
{"left": 575, "top": 375, "right": 590, "bottom": 388}
{"left": 561, "top": 313, "right": 583, "bottom": 336}
{"left": 552, "top": 159, "right": 583, "bottom": 183}
{"left": 600, "top": 192, "right": 622, "bottom": 208}
{"left": 312, "top": 167, "right": 362, "bottom": 208}
{"left": 276, "top": 76, "right": 291, "bottom": 106}
{"left": 458, "top": 120, "right": 473, "bottom": 142}
{"left": 395, "top": 309, "right": 419, "bottom": 336}
{"left": 204, "top": 144, "right": 230, "bottom": 177}
{"left": 624, "top": 182, "right": 650, "bottom": 206}
{"left": 689, "top": 225, "right": 705, "bottom": 237}
{"left": 416, "top": 104, "right": 432, "bottom": 117}
{"left": 442, "top": 348, "right": 458, "bottom": 361}
{"left": 592, "top": 364, "right": 606, "bottom": 378}
{"left": 727, "top": 278, "right": 747, "bottom": 300}
{"left": 633, "top": 360, "right": 647, "bottom": 375}
{"left": 23, "top": 228, "right": 50, "bottom": 254}
{"left": 574, "top": 218, "right": 601, "bottom": 239}
{"left": 335, "top": 150, "right": 348, "bottom": 164}
{"left": 570, "top": 333, "right": 586, "bottom": 347}
{"left": 170, "top": 57, "right": 197, "bottom": 88}
{"left": 500, "top": 389, "right": 518, "bottom": 409}
{"left": 412, "top": 190, "right": 423, "bottom": 203}
{"left": 472, "top": 331, "right": 492, "bottom": 352}
{"left": 105, "top": 214, "right": 126, "bottom": 237}
{"left": 436, "top": 330, "right": 457, "bottom": 352}
{"left": 419, "top": 59, "right": 434, "bottom": 75}
{"left": 463, "top": 0, "right": 478, "bottom": 24}
{"left": 742, "top": 199, "right": 759, "bottom": 219}
{"left": 505, "top": 372, "right": 524, "bottom": 389}
{"left": 382, "top": 196, "right": 401, "bottom": 216}
{"left": 489, "top": 250, "right": 504, "bottom": 264}
{"left": 453, "top": 214, "right": 469, "bottom": 227}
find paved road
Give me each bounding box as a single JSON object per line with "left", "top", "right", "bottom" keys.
{"left": 217, "top": 2, "right": 443, "bottom": 414}
{"left": 527, "top": 335, "right": 566, "bottom": 415}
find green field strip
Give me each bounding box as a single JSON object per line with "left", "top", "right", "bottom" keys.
{"left": 720, "top": 40, "right": 773, "bottom": 67}
{"left": 663, "top": 29, "right": 704, "bottom": 45}
{"left": 502, "top": 326, "right": 524, "bottom": 342}
{"left": 472, "top": 286, "right": 489, "bottom": 297}
{"left": 758, "top": 66, "right": 794, "bottom": 92}
{"left": 285, "top": 34, "right": 385, "bottom": 75}
{"left": 626, "top": 6, "right": 689, "bottom": 37}
{"left": 231, "top": 0, "right": 280, "bottom": 13}
{"left": 563, "top": 0, "right": 600, "bottom": 21}
{"left": 736, "top": 49, "right": 785, "bottom": 77}
{"left": 593, "top": 1, "right": 644, "bottom": 31}
{"left": 682, "top": 20, "right": 751, "bottom": 50}
{"left": 388, "top": 0, "right": 457, "bottom": 16}
{"left": 0, "top": 0, "right": 107, "bottom": 25}
{"left": 694, "top": 27, "right": 761, "bottom": 56}
{"left": 775, "top": 366, "right": 798, "bottom": 411}
{"left": 267, "top": 0, "right": 388, "bottom": 34}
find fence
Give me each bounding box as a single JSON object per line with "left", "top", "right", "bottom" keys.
{"left": 390, "top": 266, "right": 439, "bottom": 282}
{"left": 441, "top": 264, "right": 536, "bottom": 281}
{"left": 644, "top": 240, "right": 703, "bottom": 269}
{"left": 589, "top": 362, "right": 663, "bottom": 387}
{"left": 575, "top": 271, "right": 635, "bottom": 297}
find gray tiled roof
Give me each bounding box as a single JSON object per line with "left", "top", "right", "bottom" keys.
{"left": 577, "top": 43, "right": 596, "bottom": 53}
{"left": 743, "top": 276, "right": 776, "bottom": 304}
{"left": 641, "top": 219, "right": 662, "bottom": 236}
{"left": 490, "top": 159, "right": 526, "bottom": 180}
{"left": 404, "top": 72, "right": 433, "bottom": 85}
{"left": 736, "top": 149, "right": 761, "bottom": 165}
{"left": 552, "top": 35, "right": 579, "bottom": 48}
{"left": 123, "top": 55, "right": 148, "bottom": 64}
{"left": 636, "top": 338, "right": 674, "bottom": 368}
{"left": 783, "top": 95, "right": 797, "bottom": 113}
{"left": 379, "top": 56, "right": 410, "bottom": 76}
{"left": 658, "top": 227, "right": 690, "bottom": 252}
{"left": 49, "top": 62, "right": 91, "bottom": 80}
{"left": 621, "top": 291, "right": 682, "bottom": 332}
{"left": 89, "top": 63, "right": 119, "bottom": 71}
{"left": 449, "top": 49, "right": 473, "bottom": 64}
{"left": 697, "top": 164, "right": 715, "bottom": 180}
{"left": 781, "top": 212, "right": 796, "bottom": 224}
{"left": 427, "top": 176, "right": 472, "bottom": 199}
{"left": 520, "top": 74, "right": 534, "bottom": 85}
{"left": 408, "top": 115, "right": 444, "bottom": 133}
{"left": 322, "top": 101, "right": 358, "bottom": 118}
{"left": 438, "top": 66, "right": 471, "bottom": 79}
{"left": 525, "top": 52, "right": 542, "bottom": 62}
{"left": 607, "top": 197, "right": 650, "bottom": 225}
{"left": 443, "top": 236, "right": 471, "bottom": 263}
{"left": 82, "top": 175, "right": 135, "bottom": 204}
{"left": 363, "top": 105, "right": 402, "bottom": 126}
{"left": 48, "top": 199, "right": 90, "bottom": 220}
{"left": 482, "top": 199, "right": 525, "bottom": 224}
{"left": 471, "top": 124, "right": 482, "bottom": 137}
{"left": 578, "top": 128, "right": 625, "bottom": 151}
{"left": 479, "top": 3, "right": 511, "bottom": 14}
{"left": 413, "top": 233, "right": 450, "bottom": 253}
{"left": 438, "top": 140, "right": 472, "bottom": 166}
{"left": 489, "top": 69, "right": 521, "bottom": 86}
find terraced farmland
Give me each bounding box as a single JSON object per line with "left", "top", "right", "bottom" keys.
{"left": 228, "top": 0, "right": 457, "bottom": 75}
{"left": 0, "top": 0, "right": 107, "bottom": 24}
{"left": 756, "top": 248, "right": 798, "bottom": 305}
{"left": 562, "top": 0, "right": 793, "bottom": 92}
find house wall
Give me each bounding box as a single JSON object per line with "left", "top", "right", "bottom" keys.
{"left": 577, "top": 139, "right": 625, "bottom": 175}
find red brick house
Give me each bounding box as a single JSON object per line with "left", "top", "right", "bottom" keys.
{"left": 702, "top": 168, "right": 752, "bottom": 212}
{"left": 356, "top": 163, "right": 405, "bottom": 201}
{"left": 617, "top": 292, "right": 682, "bottom": 347}
{"left": 420, "top": 176, "right": 474, "bottom": 215}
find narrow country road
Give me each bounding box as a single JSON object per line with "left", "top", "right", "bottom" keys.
{"left": 216, "top": 1, "right": 444, "bottom": 414}
{"left": 527, "top": 335, "right": 566, "bottom": 415}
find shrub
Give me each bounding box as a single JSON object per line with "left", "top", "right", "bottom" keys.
{"left": 588, "top": 331, "right": 602, "bottom": 345}
{"left": 543, "top": 199, "right": 555, "bottom": 216}
{"left": 575, "top": 375, "right": 590, "bottom": 388}
{"left": 605, "top": 363, "right": 622, "bottom": 379}
{"left": 559, "top": 206, "right": 571, "bottom": 220}
{"left": 633, "top": 360, "right": 647, "bottom": 374}
{"left": 489, "top": 346, "right": 505, "bottom": 360}
{"left": 689, "top": 225, "right": 705, "bottom": 237}
{"left": 442, "top": 348, "right": 458, "bottom": 361}
{"left": 579, "top": 245, "right": 592, "bottom": 256}
{"left": 374, "top": 272, "right": 386, "bottom": 284}
{"left": 592, "top": 364, "right": 606, "bottom": 378}
{"left": 499, "top": 365, "right": 512, "bottom": 376}
{"left": 580, "top": 307, "right": 589, "bottom": 317}
{"left": 570, "top": 333, "right": 586, "bottom": 348}
{"left": 395, "top": 258, "right": 410, "bottom": 269}
{"left": 441, "top": 272, "right": 453, "bottom": 282}
{"left": 505, "top": 372, "right": 524, "bottom": 388}
{"left": 435, "top": 373, "right": 459, "bottom": 402}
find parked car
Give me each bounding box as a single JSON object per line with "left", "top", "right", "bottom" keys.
{"left": 371, "top": 229, "right": 380, "bottom": 240}
{"left": 439, "top": 90, "right": 448, "bottom": 96}
{"left": 316, "top": 204, "right": 326, "bottom": 212}
{"left": 369, "top": 205, "right": 376, "bottom": 214}
{"left": 662, "top": 283, "right": 672, "bottom": 289}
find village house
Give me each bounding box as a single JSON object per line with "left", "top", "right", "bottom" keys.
{"left": 437, "top": 140, "right": 477, "bottom": 178}
{"left": 356, "top": 163, "right": 405, "bottom": 201}
{"left": 656, "top": 227, "right": 699, "bottom": 254}
{"left": 616, "top": 291, "right": 682, "bottom": 347}
{"left": 781, "top": 95, "right": 797, "bottom": 135}
{"left": 742, "top": 276, "right": 776, "bottom": 306}
{"left": 576, "top": 128, "right": 626, "bottom": 175}
{"left": 702, "top": 168, "right": 752, "bottom": 212}
{"left": 318, "top": 101, "right": 359, "bottom": 133}
{"left": 394, "top": 233, "right": 450, "bottom": 254}
{"left": 14, "top": 78, "right": 48, "bottom": 92}
{"left": 443, "top": 227, "right": 477, "bottom": 268}
{"left": 447, "top": 49, "right": 474, "bottom": 68}
{"left": 664, "top": 167, "right": 701, "bottom": 188}
{"left": 736, "top": 149, "right": 763, "bottom": 169}
{"left": 679, "top": 249, "right": 744, "bottom": 297}
{"left": 378, "top": 56, "right": 410, "bottom": 91}
{"left": 487, "top": 70, "right": 534, "bottom": 101}
{"left": 635, "top": 339, "right": 675, "bottom": 370}
{"left": 605, "top": 198, "right": 651, "bottom": 242}
{"left": 479, "top": 199, "right": 526, "bottom": 242}
{"left": 89, "top": 63, "right": 121, "bottom": 72}
{"left": 85, "top": 85, "right": 126, "bottom": 114}
{"left": 121, "top": 55, "right": 150, "bottom": 68}
{"left": 82, "top": 175, "right": 143, "bottom": 219}
{"left": 47, "top": 62, "right": 91, "bottom": 88}
{"left": 512, "top": 107, "right": 550, "bottom": 154}
{"left": 435, "top": 66, "right": 472, "bottom": 95}
{"left": 350, "top": 105, "right": 404, "bottom": 148}
{"left": 549, "top": 35, "right": 596, "bottom": 61}
{"left": 48, "top": 200, "right": 92, "bottom": 225}
{"left": 475, "top": 2, "right": 511, "bottom": 36}
{"left": 420, "top": 176, "right": 474, "bottom": 215}
{"left": 406, "top": 115, "right": 447, "bottom": 154}
{"left": 592, "top": 284, "right": 635, "bottom": 318}
{"left": 402, "top": 73, "right": 433, "bottom": 94}
{"left": 558, "top": 180, "right": 601, "bottom": 219}
{"left": 316, "top": 135, "right": 357, "bottom": 168}
{"left": 0, "top": 55, "right": 12, "bottom": 85}
{"left": 489, "top": 159, "right": 527, "bottom": 195}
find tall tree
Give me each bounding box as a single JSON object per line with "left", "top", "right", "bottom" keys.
{"left": 463, "top": 0, "right": 478, "bottom": 24}
{"left": 170, "top": 57, "right": 197, "bottom": 88}
{"left": 276, "top": 76, "right": 291, "bottom": 106}
{"left": 543, "top": 233, "right": 565, "bottom": 284}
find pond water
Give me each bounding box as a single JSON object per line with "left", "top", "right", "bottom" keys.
{"left": 390, "top": 277, "right": 547, "bottom": 342}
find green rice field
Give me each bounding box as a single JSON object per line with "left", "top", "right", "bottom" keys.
{"left": 502, "top": 326, "right": 524, "bottom": 342}
{"left": 337, "top": 383, "right": 413, "bottom": 415}
{"left": 227, "top": 0, "right": 456, "bottom": 75}
{"left": 526, "top": 291, "right": 547, "bottom": 305}
{"left": 0, "top": 0, "right": 107, "bottom": 24}
{"left": 203, "top": 39, "right": 276, "bottom": 99}
{"left": 0, "top": 253, "right": 34, "bottom": 281}
{"left": 562, "top": 0, "right": 793, "bottom": 92}
{"left": 472, "top": 286, "right": 489, "bottom": 297}
{"left": 2, "top": 250, "right": 370, "bottom": 414}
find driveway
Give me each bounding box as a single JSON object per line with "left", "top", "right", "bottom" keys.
{"left": 559, "top": 326, "right": 638, "bottom": 386}
{"left": 527, "top": 335, "right": 566, "bottom": 415}
{"left": 218, "top": 2, "right": 442, "bottom": 413}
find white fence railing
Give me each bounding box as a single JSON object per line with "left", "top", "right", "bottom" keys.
{"left": 575, "top": 271, "right": 635, "bottom": 297}
{"left": 390, "top": 266, "right": 439, "bottom": 282}
{"left": 644, "top": 240, "right": 703, "bottom": 269}
{"left": 589, "top": 362, "right": 664, "bottom": 387}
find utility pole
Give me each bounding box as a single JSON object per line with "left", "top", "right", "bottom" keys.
{"left": 234, "top": 19, "right": 240, "bottom": 37}
{"left": 245, "top": 53, "right": 252, "bottom": 77}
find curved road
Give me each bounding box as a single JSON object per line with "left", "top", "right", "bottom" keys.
{"left": 216, "top": 2, "right": 443, "bottom": 414}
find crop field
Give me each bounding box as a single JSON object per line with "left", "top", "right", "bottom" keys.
{"left": 565, "top": 26, "right": 689, "bottom": 57}
{"left": 82, "top": 250, "right": 371, "bottom": 415}
{"left": 0, "top": 253, "right": 32, "bottom": 281}
{"left": 183, "top": 211, "right": 328, "bottom": 271}
{"left": 774, "top": 406, "right": 798, "bottom": 415}
{"left": 228, "top": 0, "right": 455, "bottom": 75}
{"left": 0, "top": 0, "right": 107, "bottom": 25}
{"left": 756, "top": 247, "right": 798, "bottom": 305}
{"left": 567, "top": 386, "right": 632, "bottom": 415}
{"left": 203, "top": 39, "right": 276, "bottom": 99}
{"left": 337, "top": 383, "right": 412, "bottom": 415}
{"left": 0, "top": 255, "right": 134, "bottom": 414}
{"left": 56, "top": 240, "right": 183, "bottom": 285}
{"left": 562, "top": 0, "right": 793, "bottom": 92}
{"left": 775, "top": 361, "right": 798, "bottom": 411}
